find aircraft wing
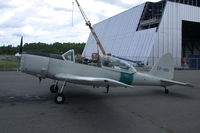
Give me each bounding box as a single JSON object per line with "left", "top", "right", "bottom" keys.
{"left": 55, "top": 73, "right": 133, "bottom": 88}
{"left": 160, "top": 79, "right": 193, "bottom": 87}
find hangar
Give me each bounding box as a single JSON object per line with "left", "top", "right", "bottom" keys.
{"left": 82, "top": 0, "right": 200, "bottom": 67}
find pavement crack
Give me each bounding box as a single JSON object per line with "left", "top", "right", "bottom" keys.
{"left": 131, "top": 111, "right": 176, "bottom": 133}
{"left": 132, "top": 111, "right": 156, "bottom": 125}
{"left": 161, "top": 127, "right": 176, "bottom": 133}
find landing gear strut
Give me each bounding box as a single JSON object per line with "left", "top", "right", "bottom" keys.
{"left": 55, "top": 81, "right": 66, "bottom": 104}
{"left": 105, "top": 85, "right": 109, "bottom": 93}
{"left": 164, "top": 86, "right": 169, "bottom": 94}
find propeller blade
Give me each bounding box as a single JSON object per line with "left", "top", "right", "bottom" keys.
{"left": 16, "top": 36, "right": 23, "bottom": 72}
{"left": 19, "top": 36, "right": 23, "bottom": 54}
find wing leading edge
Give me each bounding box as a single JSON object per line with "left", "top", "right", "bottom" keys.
{"left": 55, "top": 73, "right": 133, "bottom": 88}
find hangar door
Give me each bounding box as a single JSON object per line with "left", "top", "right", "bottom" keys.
{"left": 182, "top": 20, "right": 200, "bottom": 57}
{"left": 182, "top": 20, "right": 200, "bottom": 69}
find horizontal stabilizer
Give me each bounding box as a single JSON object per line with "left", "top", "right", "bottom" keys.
{"left": 160, "top": 79, "right": 193, "bottom": 87}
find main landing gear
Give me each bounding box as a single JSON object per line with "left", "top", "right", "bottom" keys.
{"left": 50, "top": 85, "right": 59, "bottom": 93}
{"left": 50, "top": 81, "right": 59, "bottom": 93}
{"left": 55, "top": 82, "right": 66, "bottom": 104}
{"left": 50, "top": 81, "right": 66, "bottom": 104}
{"left": 164, "top": 86, "right": 169, "bottom": 94}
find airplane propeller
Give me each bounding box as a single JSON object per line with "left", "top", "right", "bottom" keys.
{"left": 19, "top": 36, "right": 23, "bottom": 54}
{"left": 15, "top": 36, "right": 23, "bottom": 72}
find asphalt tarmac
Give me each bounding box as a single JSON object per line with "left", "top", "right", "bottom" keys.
{"left": 0, "top": 71, "right": 200, "bottom": 133}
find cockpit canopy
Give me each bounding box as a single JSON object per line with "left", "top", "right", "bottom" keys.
{"left": 101, "top": 56, "right": 136, "bottom": 73}
{"left": 62, "top": 49, "right": 136, "bottom": 73}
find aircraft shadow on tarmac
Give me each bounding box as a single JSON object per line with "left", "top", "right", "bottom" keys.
{"left": 58, "top": 85, "right": 197, "bottom": 102}
{"left": 0, "top": 85, "right": 197, "bottom": 104}
{"left": 141, "top": 89, "right": 195, "bottom": 100}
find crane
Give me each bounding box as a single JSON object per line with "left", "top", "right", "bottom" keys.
{"left": 75, "top": 0, "right": 107, "bottom": 56}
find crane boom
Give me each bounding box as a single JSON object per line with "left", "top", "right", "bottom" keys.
{"left": 75, "top": 0, "right": 106, "bottom": 55}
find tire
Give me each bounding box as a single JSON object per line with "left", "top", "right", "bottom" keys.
{"left": 50, "top": 85, "right": 59, "bottom": 93}
{"left": 55, "top": 94, "right": 65, "bottom": 104}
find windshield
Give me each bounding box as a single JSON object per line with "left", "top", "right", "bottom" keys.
{"left": 62, "top": 49, "right": 75, "bottom": 62}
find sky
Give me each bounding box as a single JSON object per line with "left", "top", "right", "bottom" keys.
{"left": 0, "top": 0, "right": 160, "bottom": 46}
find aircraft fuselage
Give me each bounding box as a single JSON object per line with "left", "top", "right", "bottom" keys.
{"left": 20, "top": 53, "right": 167, "bottom": 87}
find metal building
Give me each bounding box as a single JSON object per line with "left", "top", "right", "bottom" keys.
{"left": 83, "top": 0, "right": 200, "bottom": 67}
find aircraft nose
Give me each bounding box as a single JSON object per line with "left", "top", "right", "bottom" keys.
{"left": 15, "top": 53, "right": 22, "bottom": 72}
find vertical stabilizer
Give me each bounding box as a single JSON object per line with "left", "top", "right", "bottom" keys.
{"left": 149, "top": 53, "right": 174, "bottom": 79}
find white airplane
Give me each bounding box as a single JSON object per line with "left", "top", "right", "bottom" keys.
{"left": 15, "top": 37, "right": 193, "bottom": 104}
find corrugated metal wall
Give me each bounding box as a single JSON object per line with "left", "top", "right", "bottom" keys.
{"left": 83, "top": 4, "right": 157, "bottom": 64}
{"left": 83, "top": 4, "right": 145, "bottom": 58}
{"left": 150, "top": 1, "right": 200, "bottom": 66}
{"left": 84, "top": 1, "right": 200, "bottom": 67}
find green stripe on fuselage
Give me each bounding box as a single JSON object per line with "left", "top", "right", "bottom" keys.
{"left": 120, "top": 72, "right": 133, "bottom": 85}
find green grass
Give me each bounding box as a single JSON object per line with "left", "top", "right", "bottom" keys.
{"left": 0, "top": 60, "right": 17, "bottom": 71}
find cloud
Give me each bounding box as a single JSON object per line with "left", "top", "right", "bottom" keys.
{"left": 96, "top": 0, "right": 127, "bottom": 7}
{"left": 0, "top": 0, "right": 160, "bottom": 46}
{"left": 0, "top": 1, "right": 16, "bottom": 9}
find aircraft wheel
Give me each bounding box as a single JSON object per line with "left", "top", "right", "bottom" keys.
{"left": 55, "top": 94, "right": 65, "bottom": 104}
{"left": 50, "top": 85, "right": 59, "bottom": 93}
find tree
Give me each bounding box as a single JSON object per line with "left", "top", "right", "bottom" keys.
{"left": 0, "top": 42, "right": 86, "bottom": 55}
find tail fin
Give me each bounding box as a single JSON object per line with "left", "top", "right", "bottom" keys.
{"left": 149, "top": 53, "right": 174, "bottom": 79}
